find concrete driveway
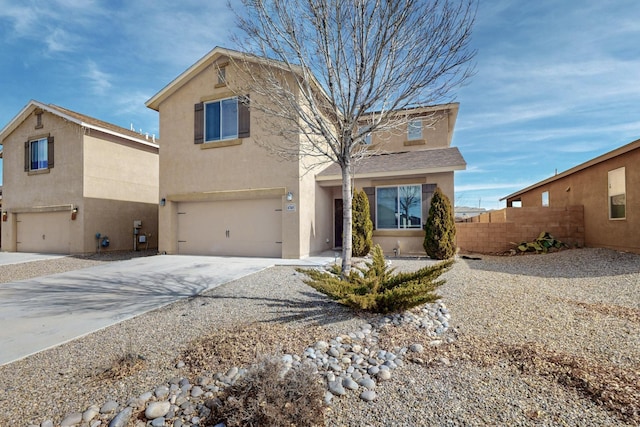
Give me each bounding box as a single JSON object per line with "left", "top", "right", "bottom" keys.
{"left": 0, "top": 253, "right": 334, "bottom": 366}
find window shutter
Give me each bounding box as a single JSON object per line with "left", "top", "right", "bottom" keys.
{"left": 24, "top": 141, "right": 29, "bottom": 171}
{"left": 238, "top": 94, "right": 250, "bottom": 138}
{"left": 194, "top": 102, "right": 204, "bottom": 144}
{"left": 363, "top": 187, "right": 376, "bottom": 229}
{"left": 422, "top": 184, "right": 437, "bottom": 226}
{"left": 47, "top": 136, "right": 54, "bottom": 168}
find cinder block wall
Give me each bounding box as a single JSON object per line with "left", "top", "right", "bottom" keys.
{"left": 456, "top": 206, "right": 584, "bottom": 254}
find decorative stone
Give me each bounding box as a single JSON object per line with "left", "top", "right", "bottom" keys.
{"left": 314, "top": 340, "right": 329, "bottom": 351}
{"left": 360, "top": 390, "right": 377, "bottom": 402}
{"left": 60, "top": 413, "right": 82, "bottom": 426}
{"left": 82, "top": 405, "right": 100, "bottom": 422}
{"left": 108, "top": 407, "right": 132, "bottom": 427}
{"left": 100, "top": 400, "right": 119, "bottom": 414}
{"left": 328, "top": 380, "right": 346, "bottom": 396}
{"left": 342, "top": 377, "right": 359, "bottom": 390}
{"left": 358, "top": 377, "right": 376, "bottom": 390}
{"left": 409, "top": 343, "right": 424, "bottom": 353}
{"left": 191, "top": 386, "right": 204, "bottom": 398}
{"left": 377, "top": 369, "right": 391, "bottom": 381}
{"left": 146, "top": 401, "right": 171, "bottom": 419}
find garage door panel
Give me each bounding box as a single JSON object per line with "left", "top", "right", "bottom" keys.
{"left": 177, "top": 198, "right": 282, "bottom": 257}
{"left": 16, "top": 212, "right": 71, "bottom": 254}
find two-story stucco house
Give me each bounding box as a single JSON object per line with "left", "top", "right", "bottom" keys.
{"left": 0, "top": 100, "right": 159, "bottom": 254}
{"left": 146, "top": 47, "right": 465, "bottom": 258}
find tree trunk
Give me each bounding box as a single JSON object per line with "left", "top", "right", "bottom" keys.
{"left": 341, "top": 162, "right": 353, "bottom": 276}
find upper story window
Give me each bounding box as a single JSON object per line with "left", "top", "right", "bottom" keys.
{"left": 358, "top": 126, "right": 371, "bottom": 145}
{"left": 608, "top": 167, "right": 626, "bottom": 219}
{"left": 376, "top": 184, "right": 422, "bottom": 229}
{"left": 206, "top": 97, "right": 238, "bottom": 142}
{"left": 541, "top": 191, "right": 549, "bottom": 207}
{"left": 31, "top": 138, "right": 48, "bottom": 170}
{"left": 25, "top": 136, "right": 54, "bottom": 172}
{"left": 407, "top": 119, "right": 422, "bottom": 141}
{"left": 194, "top": 95, "right": 250, "bottom": 145}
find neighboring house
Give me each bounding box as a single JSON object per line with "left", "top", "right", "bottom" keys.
{"left": 146, "top": 46, "right": 465, "bottom": 258}
{"left": 502, "top": 138, "right": 640, "bottom": 254}
{"left": 0, "top": 100, "right": 159, "bottom": 254}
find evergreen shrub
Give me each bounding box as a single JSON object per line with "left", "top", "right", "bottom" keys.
{"left": 423, "top": 187, "right": 457, "bottom": 260}
{"left": 299, "top": 245, "right": 453, "bottom": 313}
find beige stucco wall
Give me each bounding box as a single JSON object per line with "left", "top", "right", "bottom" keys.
{"left": 83, "top": 197, "right": 158, "bottom": 252}
{"left": 507, "top": 148, "right": 640, "bottom": 254}
{"left": 156, "top": 58, "right": 322, "bottom": 257}
{"left": 367, "top": 109, "right": 453, "bottom": 153}
{"left": 83, "top": 131, "right": 159, "bottom": 204}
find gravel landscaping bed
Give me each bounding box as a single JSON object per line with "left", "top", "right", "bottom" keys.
{"left": 0, "top": 248, "right": 638, "bottom": 426}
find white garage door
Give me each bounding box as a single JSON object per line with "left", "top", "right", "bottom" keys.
{"left": 16, "top": 212, "right": 71, "bottom": 254}
{"left": 177, "top": 198, "right": 282, "bottom": 257}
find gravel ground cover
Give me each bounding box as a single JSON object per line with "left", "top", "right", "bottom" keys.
{"left": 0, "top": 248, "right": 638, "bottom": 426}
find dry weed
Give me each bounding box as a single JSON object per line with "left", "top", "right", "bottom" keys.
{"left": 181, "top": 322, "right": 331, "bottom": 375}
{"left": 208, "top": 355, "right": 326, "bottom": 427}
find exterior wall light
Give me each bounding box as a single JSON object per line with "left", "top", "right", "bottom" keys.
{"left": 160, "top": 198, "right": 166, "bottom": 206}
{"left": 286, "top": 192, "right": 294, "bottom": 201}
{"left": 1, "top": 211, "right": 7, "bottom": 222}
{"left": 71, "top": 207, "right": 78, "bottom": 220}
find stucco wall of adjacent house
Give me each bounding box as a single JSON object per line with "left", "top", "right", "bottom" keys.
{"left": 508, "top": 147, "right": 639, "bottom": 254}
{"left": 1, "top": 109, "right": 84, "bottom": 252}
{"left": 156, "top": 58, "right": 307, "bottom": 257}
{"left": 83, "top": 131, "right": 159, "bottom": 204}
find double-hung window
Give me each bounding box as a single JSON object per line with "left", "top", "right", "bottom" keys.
{"left": 205, "top": 97, "right": 238, "bottom": 142}
{"left": 376, "top": 185, "right": 422, "bottom": 229}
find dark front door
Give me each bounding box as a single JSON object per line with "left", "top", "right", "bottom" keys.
{"left": 334, "top": 199, "right": 343, "bottom": 248}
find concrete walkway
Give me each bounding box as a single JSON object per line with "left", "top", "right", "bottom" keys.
{"left": 0, "top": 253, "right": 334, "bottom": 366}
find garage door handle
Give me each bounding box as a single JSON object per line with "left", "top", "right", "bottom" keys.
{"left": 225, "top": 230, "right": 230, "bottom": 238}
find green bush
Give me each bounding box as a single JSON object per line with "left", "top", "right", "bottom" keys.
{"left": 514, "top": 231, "right": 567, "bottom": 253}
{"left": 423, "top": 187, "right": 457, "bottom": 260}
{"left": 352, "top": 188, "right": 373, "bottom": 257}
{"left": 299, "top": 245, "right": 453, "bottom": 313}
{"left": 209, "top": 355, "right": 326, "bottom": 427}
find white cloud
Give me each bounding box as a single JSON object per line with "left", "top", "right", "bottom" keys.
{"left": 85, "top": 60, "right": 112, "bottom": 95}
{"left": 45, "top": 28, "right": 75, "bottom": 53}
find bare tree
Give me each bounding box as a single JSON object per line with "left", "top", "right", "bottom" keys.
{"left": 230, "top": 0, "right": 476, "bottom": 274}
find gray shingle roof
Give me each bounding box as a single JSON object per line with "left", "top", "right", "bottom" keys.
{"left": 317, "top": 147, "right": 466, "bottom": 179}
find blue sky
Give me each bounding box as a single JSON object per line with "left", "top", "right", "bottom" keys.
{"left": 1, "top": 1, "right": 639, "bottom": 209}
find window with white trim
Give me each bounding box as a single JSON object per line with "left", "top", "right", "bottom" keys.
{"left": 376, "top": 185, "right": 422, "bottom": 229}
{"left": 608, "top": 167, "right": 626, "bottom": 219}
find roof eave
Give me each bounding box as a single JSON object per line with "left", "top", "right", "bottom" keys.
{"left": 316, "top": 164, "right": 466, "bottom": 183}
{"left": 1, "top": 100, "right": 159, "bottom": 149}
{"left": 500, "top": 137, "right": 640, "bottom": 201}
